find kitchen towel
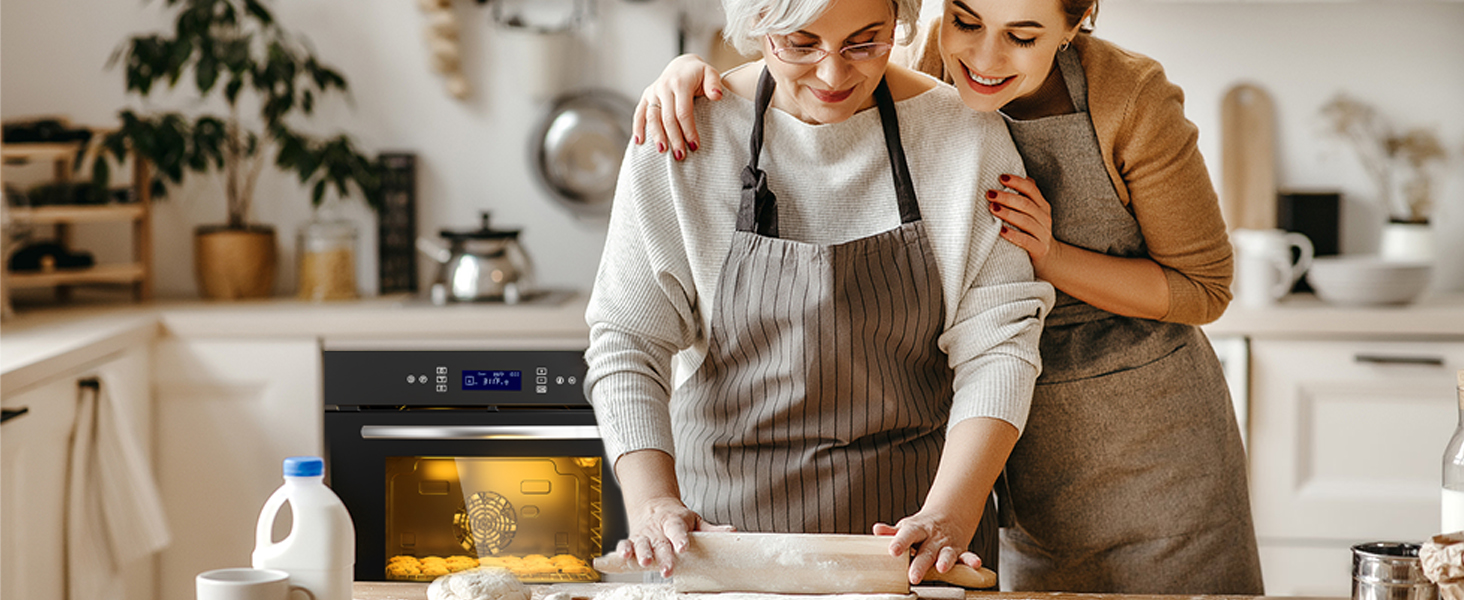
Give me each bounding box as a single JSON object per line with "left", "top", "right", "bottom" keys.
{"left": 65, "top": 367, "right": 171, "bottom": 600}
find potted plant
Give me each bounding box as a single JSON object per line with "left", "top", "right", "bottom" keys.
{"left": 1321, "top": 93, "right": 1447, "bottom": 261}
{"left": 94, "top": 0, "right": 380, "bottom": 299}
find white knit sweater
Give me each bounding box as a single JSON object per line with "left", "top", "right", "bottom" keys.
{"left": 585, "top": 73, "right": 1054, "bottom": 464}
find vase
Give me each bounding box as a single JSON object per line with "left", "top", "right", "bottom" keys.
{"left": 1379, "top": 221, "right": 1435, "bottom": 263}
{"left": 195, "top": 225, "right": 277, "bottom": 299}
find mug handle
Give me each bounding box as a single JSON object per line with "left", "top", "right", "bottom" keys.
{"left": 1285, "top": 232, "right": 1314, "bottom": 286}
{"left": 288, "top": 585, "right": 316, "bottom": 600}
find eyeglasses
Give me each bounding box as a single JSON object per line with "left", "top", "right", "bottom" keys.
{"left": 766, "top": 34, "right": 894, "bottom": 65}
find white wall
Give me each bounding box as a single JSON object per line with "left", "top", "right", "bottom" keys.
{"left": 1, "top": 0, "right": 680, "bottom": 298}
{"left": 3, "top": 0, "right": 1463, "bottom": 298}
{"left": 1094, "top": 0, "right": 1464, "bottom": 291}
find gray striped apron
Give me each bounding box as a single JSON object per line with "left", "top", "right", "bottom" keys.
{"left": 996, "top": 48, "right": 1263, "bottom": 593}
{"left": 670, "top": 69, "right": 999, "bottom": 566}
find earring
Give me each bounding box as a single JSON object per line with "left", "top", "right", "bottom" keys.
{"left": 1059, "top": 39, "right": 1071, "bottom": 52}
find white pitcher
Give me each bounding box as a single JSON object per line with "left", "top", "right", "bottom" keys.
{"left": 1232, "top": 228, "right": 1314, "bottom": 307}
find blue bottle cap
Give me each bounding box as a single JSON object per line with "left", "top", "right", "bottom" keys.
{"left": 283, "top": 456, "right": 324, "bottom": 477}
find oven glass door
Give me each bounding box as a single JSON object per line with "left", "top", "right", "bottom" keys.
{"left": 326, "top": 408, "right": 626, "bottom": 583}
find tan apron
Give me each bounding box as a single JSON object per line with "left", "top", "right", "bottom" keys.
{"left": 996, "top": 49, "right": 1263, "bottom": 593}
{"left": 670, "top": 69, "right": 999, "bottom": 565}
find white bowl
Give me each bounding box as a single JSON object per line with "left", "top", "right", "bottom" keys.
{"left": 1305, "top": 256, "right": 1431, "bottom": 306}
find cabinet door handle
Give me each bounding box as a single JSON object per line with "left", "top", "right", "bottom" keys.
{"left": 1, "top": 407, "right": 30, "bottom": 424}
{"left": 1354, "top": 353, "right": 1446, "bottom": 366}
{"left": 360, "top": 425, "right": 601, "bottom": 440}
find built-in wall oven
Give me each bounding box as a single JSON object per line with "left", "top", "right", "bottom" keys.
{"left": 323, "top": 346, "right": 626, "bottom": 584}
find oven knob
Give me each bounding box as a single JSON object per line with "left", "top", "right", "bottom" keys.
{"left": 407, "top": 375, "right": 416, "bottom": 383}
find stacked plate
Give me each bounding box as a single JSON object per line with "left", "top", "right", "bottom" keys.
{"left": 1305, "top": 256, "right": 1432, "bottom": 306}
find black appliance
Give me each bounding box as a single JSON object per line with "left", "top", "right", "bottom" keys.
{"left": 1277, "top": 190, "right": 1341, "bottom": 292}
{"left": 323, "top": 349, "right": 626, "bottom": 583}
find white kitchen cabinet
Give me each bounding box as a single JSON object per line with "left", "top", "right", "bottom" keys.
{"left": 1248, "top": 338, "right": 1464, "bottom": 596}
{"left": 0, "top": 344, "right": 153, "bottom": 600}
{"left": 151, "top": 336, "right": 322, "bottom": 600}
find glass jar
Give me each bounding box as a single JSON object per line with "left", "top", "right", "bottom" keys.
{"left": 297, "top": 220, "right": 358, "bottom": 301}
{"left": 1443, "top": 370, "right": 1464, "bottom": 534}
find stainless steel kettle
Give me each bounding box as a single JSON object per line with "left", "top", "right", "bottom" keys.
{"left": 417, "top": 212, "right": 536, "bottom": 304}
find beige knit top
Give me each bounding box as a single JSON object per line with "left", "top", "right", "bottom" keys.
{"left": 584, "top": 75, "right": 1053, "bottom": 464}
{"left": 906, "top": 26, "right": 1233, "bottom": 324}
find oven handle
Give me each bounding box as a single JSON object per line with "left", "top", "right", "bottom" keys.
{"left": 359, "top": 425, "right": 601, "bottom": 440}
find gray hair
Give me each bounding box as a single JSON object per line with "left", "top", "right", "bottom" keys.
{"left": 722, "top": 0, "right": 920, "bottom": 56}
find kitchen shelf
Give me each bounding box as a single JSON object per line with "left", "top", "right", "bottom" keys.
{"left": 8, "top": 204, "right": 146, "bottom": 224}
{"left": 5, "top": 263, "right": 148, "bottom": 288}
{"left": 2, "top": 140, "right": 153, "bottom": 301}
{"left": 1, "top": 142, "right": 82, "bottom": 179}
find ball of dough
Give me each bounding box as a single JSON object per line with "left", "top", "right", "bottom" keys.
{"left": 427, "top": 568, "right": 531, "bottom": 600}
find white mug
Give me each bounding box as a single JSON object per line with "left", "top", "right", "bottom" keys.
{"left": 196, "top": 568, "right": 314, "bottom": 600}
{"left": 1232, "top": 228, "right": 1314, "bottom": 307}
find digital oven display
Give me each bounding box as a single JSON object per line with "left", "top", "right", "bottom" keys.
{"left": 461, "top": 370, "right": 523, "bottom": 391}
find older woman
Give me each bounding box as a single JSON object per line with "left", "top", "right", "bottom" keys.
{"left": 620, "top": 0, "right": 1264, "bottom": 594}
{"left": 583, "top": 0, "right": 1052, "bottom": 585}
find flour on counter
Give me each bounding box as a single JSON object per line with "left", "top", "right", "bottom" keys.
{"left": 682, "top": 593, "right": 915, "bottom": 600}
{"left": 592, "top": 584, "right": 678, "bottom": 600}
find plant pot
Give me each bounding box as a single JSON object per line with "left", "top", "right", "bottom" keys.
{"left": 1379, "top": 221, "right": 1435, "bottom": 263}
{"left": 195, "top": 225, "right": 277, "bottom": 299}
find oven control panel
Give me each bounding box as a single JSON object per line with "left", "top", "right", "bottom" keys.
{"left": 324, "top": 350, "right": 589, "bottom": 407}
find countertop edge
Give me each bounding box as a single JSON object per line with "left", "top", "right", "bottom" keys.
{"left": 1, "top": 310, "right": 160, "bottom": 396}
{"left": 1202, "top": 292, "right": 1464, "bottom": 339}
{"left": 6, "top": 291, "right": 1464, "bottom": 393}
{"left": 2, "top": 295, "right": 595, "bottom": 388}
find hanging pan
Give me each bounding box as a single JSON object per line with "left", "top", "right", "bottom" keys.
{"left": 530, "top": 89, "right": 636, "bottom": 218}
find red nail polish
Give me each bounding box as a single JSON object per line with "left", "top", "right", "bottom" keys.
{"left": 991, "top": 203, "right": 1001, "bottom": 212}
{"left": 689, "top": 141, "right": 698, "bottom": 152}
{"left": 999, "top": 174, "right": 1010, "bottom": 182}
{"left": 674, "top": 150, "right": 684, "bottom": 161}
{"left": 986, "top": 190, "right": 997, "bottom": 199}
{"left": 633, "top": 135, "right": 641, "bottom": 145}
{"left": 658, "top": 142, "right": 666, "bottom": 153}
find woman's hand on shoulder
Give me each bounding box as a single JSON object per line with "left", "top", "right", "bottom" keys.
{"left": 634, "top": 54, "right": 725, "bottom": 161}
{"left": 988, "top": 173, "right": 1060, "bottom": 272}
{"left": 618, "top": 497, "right": 734, "bottom": 577}
{"left": 872, "top": 518, "right": 982, "bottom": 585}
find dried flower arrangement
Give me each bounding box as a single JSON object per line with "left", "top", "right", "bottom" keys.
{"left": 1321, "top": 93, "right": 1447, "bottom": 224}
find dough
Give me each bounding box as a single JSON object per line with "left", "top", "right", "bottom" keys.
{"left": 427, "top": 568, "right": 532, "bottom": 600}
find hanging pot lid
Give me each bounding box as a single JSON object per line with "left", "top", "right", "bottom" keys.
{"left": 531, "top": 89, "right": 636, "bottom": 217}
{"left": 440, "top": 212, "right": 521, "bottom": 240}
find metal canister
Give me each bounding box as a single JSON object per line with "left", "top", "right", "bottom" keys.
{"left": 1354, "top": 542, "right": 1439, "bottom": 600}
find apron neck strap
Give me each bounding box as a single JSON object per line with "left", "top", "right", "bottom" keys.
{"left": 872, "top": 75, "right": 920, "bottom": 224}
{"left": 737, "top": 67, "right": 922, "bottom": 236}
{"left": 1055, "top": 46, "right": 1088, "bottom": 113}
{"left": 737, "top": 68, "right": 780, "bottom": 236}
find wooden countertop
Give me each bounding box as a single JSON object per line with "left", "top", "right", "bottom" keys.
{"left": 351, "top": 582, "right": 1341, "bottom": 600}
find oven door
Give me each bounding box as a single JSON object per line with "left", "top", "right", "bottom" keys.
{"left": 325, "top": 408, "right": 627, "bottom": 583}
